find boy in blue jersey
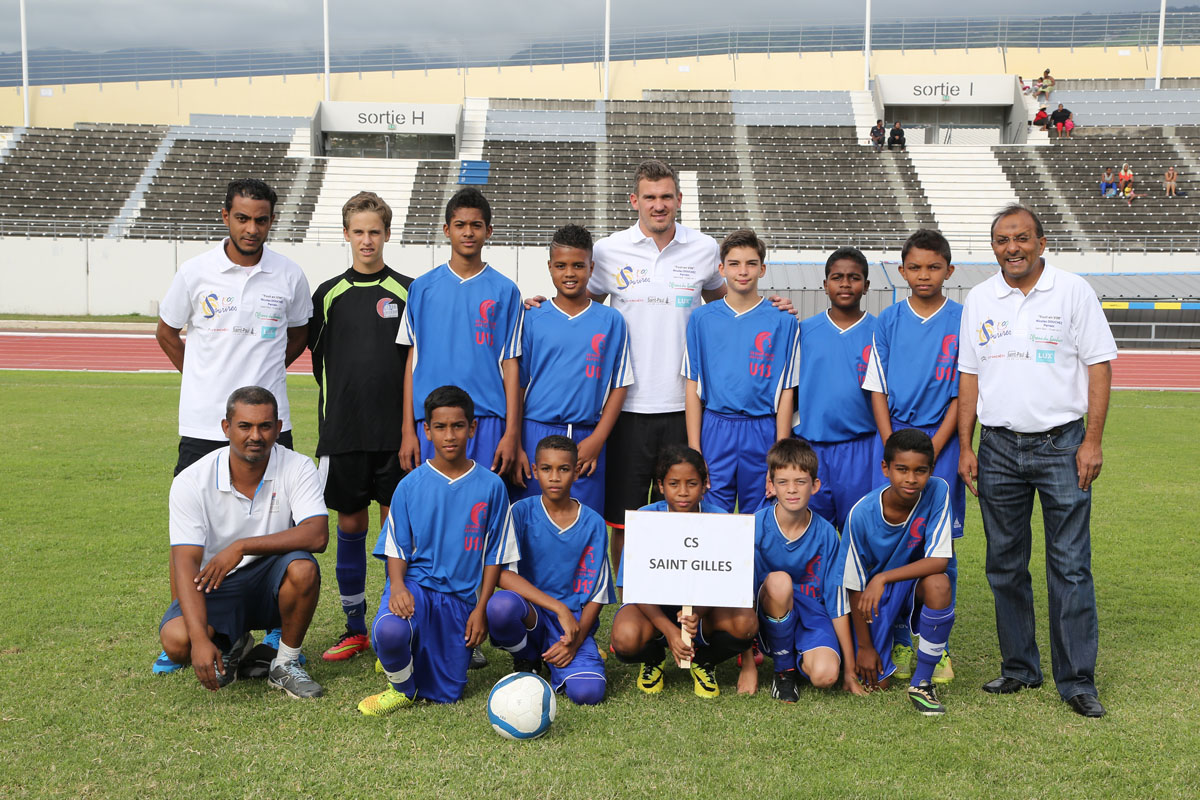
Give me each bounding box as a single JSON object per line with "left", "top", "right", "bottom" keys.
{"left": 792, "top": 247, "right": 877, "bottom": 531}
{"left": 684, "top": 229, "right": 800, "bottom": 514}
{"left": 358, "top": 386, "right": 519, "bottom": 715}
{"left": 397, "top": 188, "right": 523, "bottom": 484}
{"left": 514, "top": 225, "right": 634, "bottom": 516}
{"left": 488, "top": 435, "right": 616, "bottom": 705}
{"left": 755, "top": 439, "right": 865, "bottom": 701}
{"left": 863, "top": 228, "right": 964, "bottom": 684}
{"left": 837, "top": 429, "right": 956, "bottom": 715}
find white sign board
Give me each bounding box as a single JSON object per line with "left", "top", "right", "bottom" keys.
{"left": 622, "top": 510, "right": 755, "bottom": 608}
{"left": 317, "top": 101, "right": 462, "bottom": 134}
{"left": 876, "top": 74, "right": 1017, "bottom": 106}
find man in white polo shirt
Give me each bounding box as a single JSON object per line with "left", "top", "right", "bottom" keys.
{"left": 159, "top": 386, "right": 328, "bottom": 698}
{"left": 957, "top": 204, "right": 1116, "bottom": 719}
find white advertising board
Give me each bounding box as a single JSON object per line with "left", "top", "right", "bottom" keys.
{"left": 876, "top": 74, "right": 1017, "bottom": 106}
{"left": 621, "top": 510, "right": 754, "bottom": 608}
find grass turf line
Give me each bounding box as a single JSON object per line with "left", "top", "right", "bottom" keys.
{"left": 0, "top": 372, "right": 1197, "bottom": 798}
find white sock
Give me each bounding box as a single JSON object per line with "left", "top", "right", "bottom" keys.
{"left": 272, "top": 641, "right": 302, "bottom": 670}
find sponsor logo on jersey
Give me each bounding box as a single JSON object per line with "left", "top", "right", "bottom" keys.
{"left": 907, "top": 516, "right": 927, "bottom": 549}
{"left": 260, "top": 326, "right": 277, "bottom": 339}
{"left": 615, "top": 265, "right": 651, "bottom": 290}
{"left": 674, "top": 295, "right": 693, "bottom": 308}
{"left": 646, "top": 296, "right": 670, "bottom": 306}
{"left": 1036, "top": 349, "right": 1056, "bottom": 364}
{"left": 749, "top": 331, "right": 776, "bottom": 378}
{"left": 573, "top": 545, "right": 598, "bottom": 595}
{"left": 474, "top": 299, "right": 497, "bottom": 346}
{"left": 977, "top": 318, "right": 1012, "bottom": 346}
{"left": 377, "top": 298, "right": 399, "bottom": 319}
{"left": 464, "top": 501, "right": 488, "bottom": 552}
{"left": 232, "top": 325, "right": 256, "bottom": 336}
{"left": 796, "top": 554, "right": 822, "bottom": 599}
{"left": 200, "top": 293, "right": 236, "bottom": 319}
{"left": 585, "top": 333, "right": 606, "bottom": 379}
{"left": 936, "top": 334, "right": 958, "bottom": 381}
{"left": 857, "top": 344, "right": 871, "bottom": 386}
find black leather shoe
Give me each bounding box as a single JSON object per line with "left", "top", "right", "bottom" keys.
{"left": 982, "top": 675, "right": 1043, "bottom": 694}
{"left": 1067, "top": 694, "right": 1106, "bottom": 718}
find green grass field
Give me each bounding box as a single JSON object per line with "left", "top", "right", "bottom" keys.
{"left": 1, "top": 371, "right": 1197, "bottom": 798}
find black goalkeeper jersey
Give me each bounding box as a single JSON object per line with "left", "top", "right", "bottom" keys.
{"left": 309, "top": 265, "right": 413, "bottom": 456}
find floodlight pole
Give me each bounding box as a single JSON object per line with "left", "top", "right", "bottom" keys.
{"left": 604, "top": 0, "right": 614, "bottom": 102}
{"left": 323, "top": 0, "right": 331, "bottom": 101}
{"left": 863, "top": 0, "right": 872, "bottom": 92}
{"left": 19, "top": 0, "right": 29, "bottom": 126}
{"left": 1155, "top": 0, "right": 1166, "bottom": 90}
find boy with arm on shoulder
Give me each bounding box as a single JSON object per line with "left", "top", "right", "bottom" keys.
{"left": 755, "top": 439, "right": 865, "bottom": 701}
{"left": 514, "top": 224, "right": 633, "bottom": 516}
{"left": 683, "top": 229, "right": 800, "bottom": 514}
{"left": 358, "top": 386, "right": 519, "bottom": 715}
{"left": 487, "top": 435, "right": 616, "bottom": 705}
{"left": 308, "top": 191, "right": 413, "bottom": 661}
{"left": 837, "top": 429, "right": 956, "bottom": 715}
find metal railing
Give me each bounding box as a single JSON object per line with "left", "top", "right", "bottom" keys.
{"left": 2, "top": 11, "right": 1199, "bottom": 87}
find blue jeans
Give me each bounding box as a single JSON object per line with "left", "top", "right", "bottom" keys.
{"left": 977, "top": 418, "right": 1098, "bottom": 700}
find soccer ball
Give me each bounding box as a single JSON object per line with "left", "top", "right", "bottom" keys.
{"left": 486, "top": 672, "right": 556, "bottom": 740}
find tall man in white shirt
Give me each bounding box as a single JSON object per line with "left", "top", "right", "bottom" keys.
{"left": 957, "top": 205, "right": 1116, "bottom": 718}
{"left": 158, "top": 387, "right": 327, "bottom": 698}
{"left": 154, "top": 179, "right": 312, "bottom": 674}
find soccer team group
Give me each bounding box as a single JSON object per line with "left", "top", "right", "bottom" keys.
{"left": 153, "top": 159, "right": 1048, "bottom": 719}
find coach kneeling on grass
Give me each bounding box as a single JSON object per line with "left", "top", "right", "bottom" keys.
{"left": 158, "top": 386, "right": 328, "bottom": 698}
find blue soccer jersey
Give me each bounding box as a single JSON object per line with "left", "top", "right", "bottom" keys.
{"left": 521, "top": 300, "right": 634, "bottom": 425}
{"left": 862, "top": 298, "right": 963, "bottom": 428}
{"left": 837, "top": 477, "right": 954, "bottom": 592}
{"left": 754, "top": 505, "right": 849, "bottom": 621}
{"left": 682, "top": 298, "right": 801, "bottom": 416}
{"left": 375, "top": 461, "right": 520, "bottom": 603}
{"left": 616, "top": 501, "right": 727, "bottom": 586}
{"left": 397, "top": 264, "right": 522, "bottom": 421}
{"left": 793, "top": 311, "right": 877, "bottom": 443}
{"left": 504, "top": 496, "right": 617, "bottom": 613}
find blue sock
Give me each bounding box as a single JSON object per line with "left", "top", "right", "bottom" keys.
{"left": 485, "top": 590, "right": 540, "bottom": 660}
{"left": 373, "top": 613, "right": 417, "bottom": 697}
{"left": 335, "top": 528, "right": 369, "bottom": 634}
{"left": 912, "top": 605, "right": 955, "bottom": 686}
{"left": 893, "top": 622, "right": 913, "bottom": 649}
{"left": 760, "top": 610, "right": 797, "bottom": 672}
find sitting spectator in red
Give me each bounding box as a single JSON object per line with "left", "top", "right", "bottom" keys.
{"left": 870, "top": 120, "right": 886, "bottom": 152}
{"left": 1050, "top": 104, "right": 1073, "bottom": 138}
{"left": 1033, "top": 106, "right": 1049, "bottom": 131}
{"left": 1118, "top": 162, "right": 1134, "bottom": 192}
{"left": 887, "top": 122, "right": 906, "bottom": 151}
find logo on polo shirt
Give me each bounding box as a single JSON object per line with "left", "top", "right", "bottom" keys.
{"left": 796, "top": 555, "right": 821, "bottom": 598}
{"left": 749, "top": 331, "right": 775, "bottom": 378}
{"left": 464, "top": 501, "right": 488, "bottom": 552}
{"left": 585, "top": 333, "right": 606, "bottom": 379}
{"left": 907, "top": 516, "right": 927, "bottom": 549}
{"left": 977, "top": 319, "right": 1012, "bottom": 346}
{"left": 1036, "top": 349, "right": 1056, "bottom": 364}
{"left": 474, "top": 299, "right": 497, "bottom": 346}
{"left": 377, "top": 298, "right": 399, "bottom": 318}
{"left": 936, "top": 334, "right": 958, "bottom": 382}
{"left": 615, "top": 266, "right": 651, "bottom": 290}
{"left": 200, "top": 293, "right": 236, "bottom": 319}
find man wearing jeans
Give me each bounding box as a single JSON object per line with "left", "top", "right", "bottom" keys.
{"left": 957, "top": 204, "right": 1116, "bottom": 718}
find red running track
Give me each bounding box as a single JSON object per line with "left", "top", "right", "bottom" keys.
{"left": 0, "top": 333, "right": 1197, "bottom": 390}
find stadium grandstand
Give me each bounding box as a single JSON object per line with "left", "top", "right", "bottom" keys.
{"left": 0, "top": 8, "right": 1197, "bottom": 349}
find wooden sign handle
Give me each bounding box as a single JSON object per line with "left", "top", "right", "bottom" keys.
{"left": 679, "top": 604, "right": 693, "bottom": 669}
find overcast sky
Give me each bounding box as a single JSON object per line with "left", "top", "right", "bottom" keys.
{"left": 0, "top": 0, "right": 1166, "bottom": 54}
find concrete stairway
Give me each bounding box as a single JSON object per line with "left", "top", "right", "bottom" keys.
{"left": 906, "top": 144, "right": 1021, "bottom": 247}
{"left": 305, "top": 157, "right": 421, "bottom": 242}
{"left": 850, "top": 91, "right": 878, "bottom": 146}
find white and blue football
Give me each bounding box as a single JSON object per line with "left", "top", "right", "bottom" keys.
{"left": 486, "top": 672, "right": 556, "bottom": 740}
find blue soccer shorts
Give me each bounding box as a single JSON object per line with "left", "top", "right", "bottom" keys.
{"left": 700, "top": 409, "right": 775, "bottom": 514}
{"left": 805, "top": 433, "right": 877, "bottom": 532}
{"left": 371, "top": 578, "right": 473, "bottom": 704}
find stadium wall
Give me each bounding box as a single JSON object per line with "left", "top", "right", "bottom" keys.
{"left": 5, "top": 46, "right": 1200, "bottom": 127}
{"left": 3, "top": 238, "right": 1198, "bottom": 316}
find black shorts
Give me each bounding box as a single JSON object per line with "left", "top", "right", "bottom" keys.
{"left": 174, "top": 430, "right": 294, "bottom": 477}
{"left": 319, "top": 450, "right": 405, "bottom": 513}
{"left": 603, "top": 411, "right": 687, "bottom": 527}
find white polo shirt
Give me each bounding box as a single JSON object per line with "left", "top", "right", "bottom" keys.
{"left": 958, "top": 262, "right": 1117, "bottom": 433}
{"left": 589, "top": 222, "right": 723, "bottom": 413}
{"left": 160, "top": 241, "right": 312, "bottom": 440}
{"left": 169, "top": 444, "right": 327, "bottom": 573}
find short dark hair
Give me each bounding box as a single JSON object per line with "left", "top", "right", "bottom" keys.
{"left": 224, "top": 179, "right": 277, "bottom": 213}
{"left": 767, "top": 438, "right": 819, "bottom": 481}
{"left": 445, "top": 187, "right": 492, "bottom": 226}
{"left": 535, "top": 435, "right": 578, "bottom": 464}
{"left": 633, "top": 159, "right": 679, "bottom": 195}
{"left": 901, "top": 228, "right": 952, "bottom": 265}
{"left": 990, "top": 204, "right": 1044, "bottom": 239}
{"left": 423, "top": 385, "right": 474, "bottom": 423}
{"left": 825, "top": 246, "right": 869, "bottom": 279}
{"left": 225, "top": 385, "right": 278, "bottom": 420}
{"left": 654, "top": 444, "right": 708, "bottom": 485}
{"left": 550, "top": 224, "right": 593, "bottom": 257}
{"left": 720, "top": 228, "right": 767, "bottom": 262}
{"left": 883, "top": 428, "right": 935, "bottom": 466}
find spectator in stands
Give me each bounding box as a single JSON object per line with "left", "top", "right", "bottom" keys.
{"left": 1118, "top": 163, "right": 1134, "bottom": 193}
{"left": 1164, "top": 166, "right": 1179, "bottom": 198}
{"left": 1050, "top": 104, "right": 1072, "bottom": 139}
{"left": 888, "top": 122, "right": 907, "bottom": 151}
{"left": 1034, "top": 69, "right": 1055, "bottom": 102}
{"left": 1018, "top": 76, "right": 1032, "bottom": 95}
{"left": 870, "top": 120, "right": 886, "bottom": 152}
{"left": 1099, "top": 167, "right": 1118, "bottom": 198}
{"left": 1123, "top": 182, "right": 1143, "bottom": 207}
{"left": 1033, "top": 106, "right": 1049, "bottom": 131}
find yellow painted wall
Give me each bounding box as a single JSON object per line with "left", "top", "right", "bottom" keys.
{"left": 3, "top": 46, "right": 1199, "bottom": 128}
